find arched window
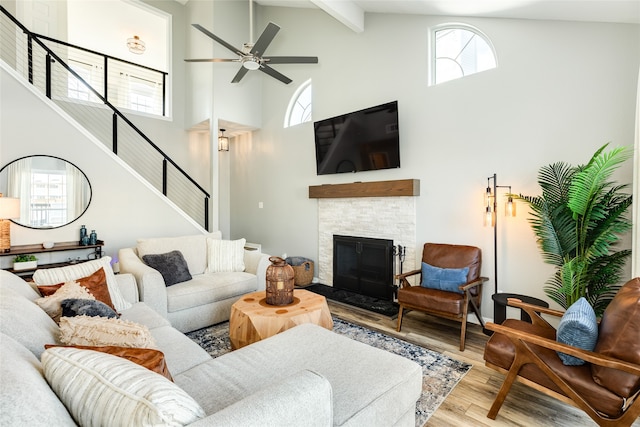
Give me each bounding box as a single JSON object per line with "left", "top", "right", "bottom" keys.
{"left": 284, "top": 79, "right": 312, "bottom": 128}
{"left": 431, "top": 24, "right": 497, "bottom": 85}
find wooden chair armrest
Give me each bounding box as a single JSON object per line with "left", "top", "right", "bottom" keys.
{"left": 396, "top": 269, "right": 421, "bottom": 289}
{"left": 396, "top": 269, "right": 420, "bottom": 281}
{"left": 486, "top": 322, "right": 640, "bottom": 377}
{"left": 459, "top": 276, "right": 488, "bottom": 291}
{"left": 506, "top": 298, "right": 565, "bottom": 318}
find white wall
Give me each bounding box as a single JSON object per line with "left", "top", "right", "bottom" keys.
{"left": 0, "top": 66, "right": 205, "bottom": 266}
{"left": 230, "top": 7, "right": 640, "bottom": 318}
{"left": 1, "top": 2, "right": 638, "bottom": 321}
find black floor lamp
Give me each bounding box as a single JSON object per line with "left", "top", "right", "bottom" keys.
{"left": 483, "top": 173, "right": 516, "bottom": 335}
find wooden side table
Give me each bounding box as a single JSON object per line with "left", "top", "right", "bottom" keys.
{"left": 229, "top": 289, "right": 333, "bottom": 349}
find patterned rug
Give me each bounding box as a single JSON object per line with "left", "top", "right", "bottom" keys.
{"left": 187, "top": 317, "right": 471, "bottom": 426}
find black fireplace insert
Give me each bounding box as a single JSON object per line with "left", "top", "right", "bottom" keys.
{"left": 333, "top": 235, "right": 394, "bottom": 301}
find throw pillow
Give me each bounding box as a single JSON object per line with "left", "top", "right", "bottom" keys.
{"left": 205, "top": 237, "right": 246, "bottom": 273}
{"left": 60, "top": 298, "right": 118, "bottom": 319}
{"left": 556, "top": 297, "right": 598, "bottom": 366}
{"left": 38, "top": 267, "right": 116, "bottom": 312}
{"left": 142, "top": 250, "right": 192, "bottom": 286}
{"left": 44, "top": 344, "right": 173, "bottom": 381}
{"left": 137, "top": 233, "right": 222, "bottom": 276}
{"left": 35, "top": 281, "right": 96, "bottom": 323}
{"left": 420, "top": 262, "right": 469, "bottom": 293}
{"left": 32, "top": 256, "right": 131, "bottom": 312}
{"left": 59, "top": 315, "right": 157, "bottom": 348}
{"left": 41, "top": 347, "right": 205, "bottom": 426}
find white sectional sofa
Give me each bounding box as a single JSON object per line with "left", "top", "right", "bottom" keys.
{"left": 118, "top": 232, "right": 271, "bottom": 333}
{"left": 0, "top": 266, "right": 423, "bottom": 426}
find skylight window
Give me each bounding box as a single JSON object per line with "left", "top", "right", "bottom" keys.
{"left": 431, "top": 24, "right": 497, "bottom": 85}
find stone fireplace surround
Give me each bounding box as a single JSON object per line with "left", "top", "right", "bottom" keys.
{"left": 310, "top": 180, "right": 419, "bottom": 292}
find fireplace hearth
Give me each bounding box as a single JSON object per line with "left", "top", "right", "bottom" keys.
{"left": 333, "top": 235, "right": 394, "bottom": 301}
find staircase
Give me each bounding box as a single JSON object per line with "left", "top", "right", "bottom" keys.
{"left": 0, "top": 6, "right": 210, "bottom": 230}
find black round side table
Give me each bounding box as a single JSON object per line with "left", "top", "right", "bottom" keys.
{"left": 492, "top": 293, "right": 549, "bottom": 325}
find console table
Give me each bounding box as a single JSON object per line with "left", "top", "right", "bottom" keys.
{"left": 1, "top": 240, "right": 104, "bottom": 278}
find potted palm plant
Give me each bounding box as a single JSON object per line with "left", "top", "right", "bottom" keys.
{"left": 516, "top": 143, "right": 633, "bottom": 316}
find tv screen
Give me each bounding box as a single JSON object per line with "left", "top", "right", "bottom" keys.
{"left": 314, "top": 101, "right": 400, "bottom": 175}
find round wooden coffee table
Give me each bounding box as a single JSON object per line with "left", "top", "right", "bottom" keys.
{"left": 229, "top": 289, "right": 333, "bottom": 349}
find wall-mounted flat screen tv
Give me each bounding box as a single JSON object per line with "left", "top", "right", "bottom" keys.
{"left": 313, "top": 101, "right": 400, "bottom": 175}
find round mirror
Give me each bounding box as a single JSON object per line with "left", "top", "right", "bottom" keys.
{"left": 0, "top": 155, "right": 92, "bottom": 229}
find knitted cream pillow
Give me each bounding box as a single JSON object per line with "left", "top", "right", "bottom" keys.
{"left": 205, "top": 238, "right": 246, "bottom": 273}
{"left": 41, "top": 347, "right": 205, "bottom": 426}
{"left": 59, "top": 315, "right": 157, "bottom": 348}
{"left": 35, "top": 281, "right": 95, "bottom": 323}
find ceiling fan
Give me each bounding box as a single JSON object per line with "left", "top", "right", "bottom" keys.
{"left": 184, "top": 2, "right": 318, "bottom": 85}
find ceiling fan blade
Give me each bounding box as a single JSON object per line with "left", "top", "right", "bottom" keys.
{"left": 259, "top": 64, "right": 292, "bottom": 84}
{"left": 263, "top": 56, "right": 319, "bottom": 64}
{"left": 192, "top": 24, "right": 244, "bottom": 56}
{"left": 250, "top": 22, "right": 280, "bottom": 56}
{"left": 231, "top": 66, "right": 250, "bottom": 84}
{"left": 184, "top": 58, "right": 240, "bottom": 63}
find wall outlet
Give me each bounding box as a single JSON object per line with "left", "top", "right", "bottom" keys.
{"left": 258, "top": 201, "right": 264, "bottom": 209}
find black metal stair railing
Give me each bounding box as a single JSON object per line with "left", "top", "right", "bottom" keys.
{"left": 0, "top": 6, "right": 210, "bottom": 230}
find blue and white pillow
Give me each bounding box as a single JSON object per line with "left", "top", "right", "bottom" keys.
{"left": 420, "top": 262, "right": 469, "bottom": 294}
{"left": 556, "top": 297, "right": 598, "bottom": 366}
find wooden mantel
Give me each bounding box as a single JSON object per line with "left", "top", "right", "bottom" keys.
{"left": 309, "top": 179, "right": 420, "bottom": 199}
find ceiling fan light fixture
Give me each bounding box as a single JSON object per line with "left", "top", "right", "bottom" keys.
{"left": 242, "top": 58, "right": 260, "bottom": 70}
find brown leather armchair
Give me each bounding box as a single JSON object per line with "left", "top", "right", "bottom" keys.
{"left": 396, "top": 243, "right": 487, "bottom": 351}
{"left": 483, "top": 278, "right": 640, "bottom": 426}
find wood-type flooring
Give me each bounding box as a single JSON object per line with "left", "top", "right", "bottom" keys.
{"left": 327, "top": 300, "right": 640, "bottom": 427}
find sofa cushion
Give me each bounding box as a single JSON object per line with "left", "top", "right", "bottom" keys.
{"left": 119, "top": 302, "right": 172, "bottom": 330}
{"left": 0, "top": 287, "right": 59, "bottom": 358}
{"left": 591, "top": 277, "right": 640, "bottom": 398}
{"left": 32, "top": 256, "right": 131, "bottom": 312}
{"left": 166, "top": 272, "right": 257, "bottom": 313}
{"left": 35, "top": 281, "right": 96, "bottom": 322}
{"left": 556, "top": 297, "right": 598, "bottom": 366}
{"left": 0, "top": 333, "right": 75, "bottom": 426}
{"left": 61, "top": 298, "right": 119, "bottom": 319}
{"left": 148, "top": 325, "right": 212, "bottom": 376}
{"left": 42, "top": 347, "right": 205, "bottom": 426}
{"left": 175, "top": 323, "right": 422, "bottom": 426}
{"left": 59, "top": 315, "right": 157, "bottom": 348}
{"left": 137, "top": 232, "right": 222, "bottom": 276}
{"left": 205, "top": 238, "right": 246, "bottom": 273}
{"left": 45, "top": 344, "right": 173, "bottom": 381}
{"left": 142, "top": 250, "right": 192, "bottom": 286}
{"left": 0, "top": 270, "right": 41, "bottom": 301}
{"left": 420, "top": 262, "right": 468, "bottom": 293}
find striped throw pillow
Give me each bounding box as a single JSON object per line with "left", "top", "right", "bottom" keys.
{"left": 205, "top": 238, "right": 246, "bottom": 273}
{"left": 42, "top": 347, "right": 205, "bottom": 426}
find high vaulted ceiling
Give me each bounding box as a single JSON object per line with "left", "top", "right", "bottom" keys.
{"left": 254, "top": 0, "right": 640, "bottom": 32}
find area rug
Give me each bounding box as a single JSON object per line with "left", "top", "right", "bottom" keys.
{"left": 187, "top": 317, "right": 471, "bottom": 426}
{"left": 304, "top": 283, "right": 399, "bottom": 318}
